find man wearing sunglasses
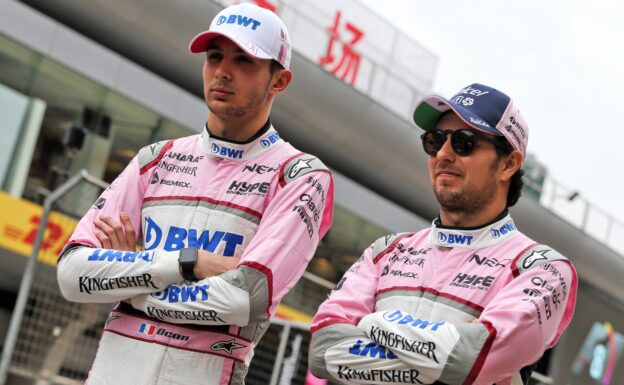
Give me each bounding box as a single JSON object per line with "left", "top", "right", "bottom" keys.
{"left": 309, "top": 84, "right": 577, "bottom": 385}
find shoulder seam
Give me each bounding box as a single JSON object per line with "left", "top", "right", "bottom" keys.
{"left": 139, "top": 139, "right": 174, "bottom": 175}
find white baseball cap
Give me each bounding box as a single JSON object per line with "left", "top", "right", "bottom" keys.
{"left": 189, "top": 3, "right": 292, "bottom": 69}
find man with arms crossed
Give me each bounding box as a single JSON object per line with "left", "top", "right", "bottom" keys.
{"left": 309, "top": 84, "right": 576, "bottom": 385}
{"left": 57, "top": 4, "right": 333, "bottom": 385}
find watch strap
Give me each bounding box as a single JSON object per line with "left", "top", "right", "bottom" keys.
{"left": 178, "top": 247, "right": 198, "bottom": 281}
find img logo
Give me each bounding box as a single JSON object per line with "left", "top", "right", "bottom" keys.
{"left": 349, "top": 340, "right": 397, "bottom": 360}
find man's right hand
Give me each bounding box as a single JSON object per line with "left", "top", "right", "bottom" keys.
{"left": 194, "top": 251, "right": 240, "bottom": 280}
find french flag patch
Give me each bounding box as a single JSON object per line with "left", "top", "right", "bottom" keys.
{"left": 138, "top": 323, "right": 157, "bottom": 336}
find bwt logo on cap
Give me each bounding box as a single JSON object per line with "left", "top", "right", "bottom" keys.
{"left": 216, "top": 14, "right": 262, "bottom": 30}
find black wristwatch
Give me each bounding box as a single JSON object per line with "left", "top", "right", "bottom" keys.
{"left": 178, "top": 247, "right": 198, "bottom": 281}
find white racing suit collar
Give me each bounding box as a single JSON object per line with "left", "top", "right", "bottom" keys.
{"left": 199, "top": 122, "right": 284, "bottom": 161}
{"left": 429, "top": 211, "right": 518, "bottom": 249}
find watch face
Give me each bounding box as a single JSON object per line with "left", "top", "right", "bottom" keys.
{"left": 180, "top": 248, "right": 198, "bottom": 263}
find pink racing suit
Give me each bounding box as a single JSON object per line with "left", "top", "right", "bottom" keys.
{"left": 309, "top": 212, "right": 577, "bottom": 385}
{"left": 57, "top": 122, "right": 333, "bottom": 385}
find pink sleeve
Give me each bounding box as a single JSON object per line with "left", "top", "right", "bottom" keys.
{"left": 238, "top": 168, "right": 334, "bottom": 317}
{"left": 311, "top": 244, "right": 379, "bottom": 332}
{"left": 57, "top": 151, "right": 183, "bottom": 304}
{"left": 67, "top": 156, "right": 147, "bottom": 248}
{"left": 473, "top": 260, "right": 577, "bottom": 384}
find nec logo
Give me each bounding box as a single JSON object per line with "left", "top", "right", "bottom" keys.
{"left": 260, "top": 132, "right": 280, "bottom": 148}
{"left": 349, "top": 340, "right": 397, "bottom": 360}
{"left": 216, "top": 14, "right": 261, "bottom": 30}
{"left": 243, "top": 163, "right": 279, "bottom": 174}
{"left": 211, "top": 143, "right": 243, "bottom": 159}
{"left": 144, "top": 217, "right": 243, "bottom": 256}
{"left": 151, "top": 284, "right": 210, "bottom": 303}
{"left": 491, "top": 221, "right": 516, "bottom": 238}
{"left": 437, "top": 232, "right": 473, "bottom": 246}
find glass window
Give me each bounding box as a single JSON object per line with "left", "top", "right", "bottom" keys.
{"left": 0, "top": 36, "right": 196, "bottom": 214}
{"left": 0, "top": 34, "right": 37, "bottom": 94}
{"left": 100, "top": 91, "right": 160, "bottom": 182}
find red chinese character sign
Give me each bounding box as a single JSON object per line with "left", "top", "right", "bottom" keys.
{"left": 319, "top": 11, "right": 364, "bottom": 86}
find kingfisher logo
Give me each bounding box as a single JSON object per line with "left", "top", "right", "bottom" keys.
{"left": 138, "top": 323, "right": 157, "bottom": 336}
{"left": 437, "top": 232, "right": 473, "bottom": 246}
{"left": 491, "top": 221, "right": 516, "bottom": 238}
{"left": 144, "top": 217, "right": 243, "bottom": 256}
{"left": 211, "top": 143, "right": 244, "bottom": 159}
{"left": 260, "top": 132, "right": 280, "bottom": 148}
{"left": 216, "top": 14, "right": 262, "bottom": 30}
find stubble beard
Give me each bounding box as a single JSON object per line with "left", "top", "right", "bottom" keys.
{"left": 433, "top": 159, "right": 499, "bottom": 217}
{"left": 207, "top": 77, "right": 271, "bottom": 118}
{"left": 434, "top": 182, "right": 495, "bottom": 217}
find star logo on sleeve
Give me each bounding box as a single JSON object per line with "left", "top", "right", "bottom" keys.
{"left": 211, "top": 339, "right": 246, "bottom": 354}
{"left": 521, "top": 249, "right": 550, "bottom": 269}
{"left": 288, "top": 158, "right": 313, "bottom": 179}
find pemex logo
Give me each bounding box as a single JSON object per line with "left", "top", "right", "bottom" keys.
{"left": 144, "top": 217, "right": 163, "bottom": 250}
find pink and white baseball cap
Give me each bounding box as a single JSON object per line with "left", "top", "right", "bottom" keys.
{"left": 189, "top": 3, "right": 292, "bottom": 69}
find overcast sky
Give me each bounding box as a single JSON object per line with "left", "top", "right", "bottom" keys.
{"left": 360, "top": 0, "right": 624, "bottom": 241}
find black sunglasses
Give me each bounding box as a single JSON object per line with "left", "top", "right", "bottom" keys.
{"left": 420, "top": 128, "right": 507, "bottom": 157}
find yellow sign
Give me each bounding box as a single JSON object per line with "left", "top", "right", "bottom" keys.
{"left": 0, "top": 191, "right": 78, "bottom": 266}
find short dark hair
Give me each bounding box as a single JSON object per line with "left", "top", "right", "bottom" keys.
{"left": 270, "top": 60, "right": 284, "bottom": 74}
{"left": 493, "top": 136, "right": 524, "bottom": 207}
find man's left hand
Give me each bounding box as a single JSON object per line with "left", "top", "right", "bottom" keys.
{"left": 94, "top": 212, "right": 137, "bottom": 251}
